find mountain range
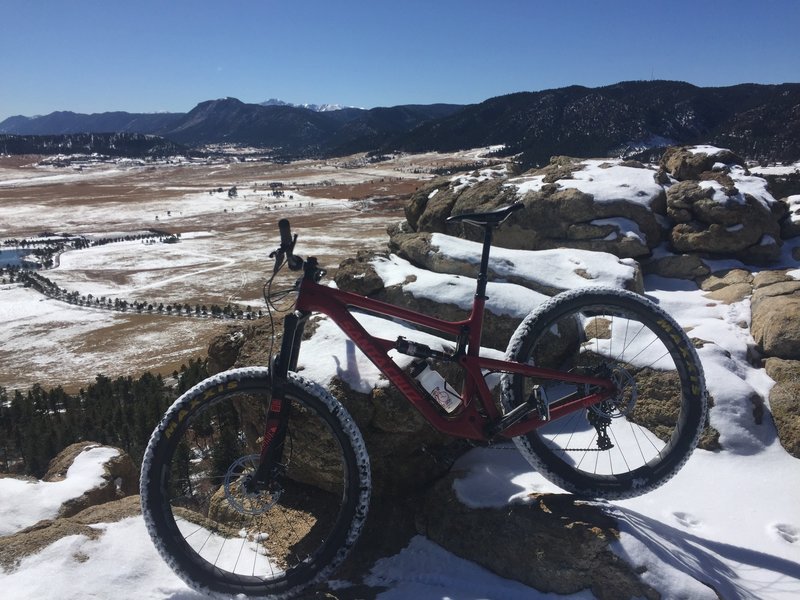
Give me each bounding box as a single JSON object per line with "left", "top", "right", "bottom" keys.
{"left": 2, "top": 81, "right": 799, "bottom": 167}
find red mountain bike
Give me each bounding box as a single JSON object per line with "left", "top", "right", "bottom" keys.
{"left": 141, "top": 202, "right": 707, "bottom": 599}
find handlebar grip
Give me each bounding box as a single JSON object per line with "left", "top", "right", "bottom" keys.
{"left": 278, "top": 219, "right": 292, "bottom": 248}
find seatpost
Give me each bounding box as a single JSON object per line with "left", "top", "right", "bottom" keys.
{"left": 475, "top": 224, "right": 494, "bottom": 300}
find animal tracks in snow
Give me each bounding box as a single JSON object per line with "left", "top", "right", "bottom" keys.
{"left": 671, "top": 513, "right": 800, "bottom": 545}
{"left": 772, "top": 523, "right": 799, "bottom": 544}
{"left": 672, "top": 511, "right": 703, "bottom": 529}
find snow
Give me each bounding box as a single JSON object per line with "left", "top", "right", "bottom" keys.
{"left": 0, "top": 517, "right": 195, "bottom": 599}
{"left": 590, "top": 216, "right": 646, "bottom": 243}
{"left": 505, "top": 158, "right": 665, "bottom": 209}
{"left": 365, "top": 536, "right": 590, "bottom": 600}
{"left": 371, "top": 252, "right": 547, "bottom": 318}
{"left": 787, "top": 195, "right": 800, "bottom": 223}
{"left": 0, "top": 283, "right": 123, "bottom": 377}
{"left": 699, "top": 165, "right": 778, "bottom": 209}
{"left": 552, "top": 159, "right": 664, "bottom": 208}
{"left": 431, "top": 232, "right": 638, "bottom": 291}
{"left": 688, "top": 145, "right": 731, "bottom": 156}
{"left": 450, "top": 165, "right": 507, "bottom": 192}
{"left": 750, "top": 163, "right": 800, "bottom": 176}
{"left": 508, "top": 173, "right": 546, "bottom": 195}
{"left": 0, "top": 445, "right": 118, "bottom": 536}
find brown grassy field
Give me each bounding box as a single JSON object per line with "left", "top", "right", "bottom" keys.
{"left": 0, "top": 150, "right": 496, "bottom": 391}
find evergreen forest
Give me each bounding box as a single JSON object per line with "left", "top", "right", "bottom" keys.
{"left": 0, "top": 359, "right": 208, "bottom": 478}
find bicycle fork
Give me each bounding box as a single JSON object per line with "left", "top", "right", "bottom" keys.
{"left": 246, "top": 310, "right": 310, "bottom": 493}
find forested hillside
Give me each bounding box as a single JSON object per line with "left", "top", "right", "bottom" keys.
{"left": 4, "top": 81, "right": 798, "bottom": 167}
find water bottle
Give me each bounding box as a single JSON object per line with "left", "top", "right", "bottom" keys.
{"left": 412, "top": 361, "right": 461, "bottom": 414}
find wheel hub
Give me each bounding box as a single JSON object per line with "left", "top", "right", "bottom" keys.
{"left": 589, "top": 364, "right": 637, "bottom": 420}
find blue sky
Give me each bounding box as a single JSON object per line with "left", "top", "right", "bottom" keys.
{"left": 1, "top": 0, "right": 799, "bottom": 120}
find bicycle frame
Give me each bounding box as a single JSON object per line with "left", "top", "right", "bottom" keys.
{"left": 275, "top": 275, "right": 617, "bottom": 442}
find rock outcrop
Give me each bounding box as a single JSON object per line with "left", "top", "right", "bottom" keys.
{"left": 418, "top": 474, "right": 659, "bottom": 600}
{"left": 406, "top": 159, "right": 665, "bottom": 259}
{"left": 384, "top": 230, "right": 644, "bottom": 296}
{"left": 42, "top": 442, "right": 139, "bottom": 518}
{"left": 405, "top": 146, "right": 788, "bottom": 270}
{"left": 662, "top": 148, "right": 784, "bottom": 263}
{"left": 660, "top": 146, "right": 745, "bottom": 180}
{"left": 0, "top": 444, "right": 140, "bottom": 572}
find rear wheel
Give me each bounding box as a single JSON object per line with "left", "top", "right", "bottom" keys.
{"left": 502, "top": 287, "right": 706, "bottom": 499}
{"left": 140, "top": 367, "right": 370, "bottom": 598}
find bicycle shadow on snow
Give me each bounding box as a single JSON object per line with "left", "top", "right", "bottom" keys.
{"left": 333, "top": 339, "right": 371, "bottom": 391}
{"left": 607, "top": 505, "right": 800, "bottom": 600}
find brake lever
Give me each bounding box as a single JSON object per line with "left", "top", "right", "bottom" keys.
{"left": 269, "top": 247, "right": 286, "bottom": 274}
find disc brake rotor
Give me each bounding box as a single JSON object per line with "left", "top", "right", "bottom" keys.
{"left": 223, "top": 454, "right": 282, "bottom": 515}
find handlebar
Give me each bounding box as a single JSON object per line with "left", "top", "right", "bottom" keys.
{"left": 271, "top": 219, "right": 304, "bottom": 273}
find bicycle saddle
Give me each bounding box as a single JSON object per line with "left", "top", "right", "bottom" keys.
{"left": 446, "top": 202, "right": 524, "bottom": 226}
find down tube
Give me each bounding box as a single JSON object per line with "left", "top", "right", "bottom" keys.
{"left": 295, "top": 284, "right": 488, "bottom": 440}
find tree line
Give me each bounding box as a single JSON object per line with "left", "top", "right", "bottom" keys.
{"left": 0, "top": 133, "right": 189, "bottom": 158}
{"left": 1, "top": 231, "right": 179, "bottom": 270}
{"left": 0, "top": 359, "right": 208, "bottom": 478}
{"left": 2, "top": 266, "right": 263, "bottom": 320}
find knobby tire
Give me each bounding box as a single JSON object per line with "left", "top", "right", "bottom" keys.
{"left": 502, "top": 287, "right": 707, "bottom": 499}
{"left": 140, "top": 367, "right": 370, "bottom": 599}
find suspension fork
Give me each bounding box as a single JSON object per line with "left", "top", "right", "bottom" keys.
{"left": 249, "top": 310, "right": 310, "bottom": 490}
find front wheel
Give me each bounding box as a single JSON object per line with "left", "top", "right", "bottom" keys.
{"left": 140, "top": 367, "right": 370, "bottom": 598}
{"left": 501, "top": 287, "right": 707, "bottom": 499}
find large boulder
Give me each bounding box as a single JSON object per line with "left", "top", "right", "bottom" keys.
{"left": 660, "top": 146, "right": 746, "bottom": 181}
{"left": 642, "top": 253, "right": 710, "bottom": 280}
{"left": 660, "top": 147, "right": 784, "bottom": 263}
{"left": 750, "top": 276, "right": 800, "bottom": 359}
{"left": 43, "top": 442, "right": 139, "bottom": 518}
{"left": 699, "top": 268, "right": 754, "bottom": 304}
{"left": 406, "top": 174, "right": 516, "bottom": 234}
{"left": 331, "top": 380, "right": 466, "bottom": 496}
{"left": 417, "top": 473, "right": 658, "bottom": 599}
{"left": 334, "top": 248, "right": 527, "bottom": 350}
{"left": 779, "top": 194, "right": 800, "bottom": 238}
{"left": 667, "top": 179, "right": 783, "bottom": 262}
{"left": 764, "top": 358, "right": 800, "bottom": 459}
{"left": 385, "top": 231, "right": 643, "bottom": 296}
{"left": 206, "top": 320, "right": 466, "bottom": 497}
